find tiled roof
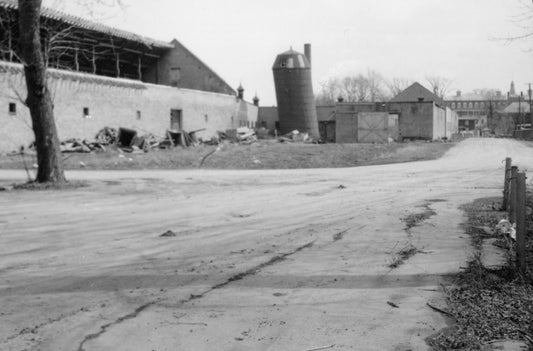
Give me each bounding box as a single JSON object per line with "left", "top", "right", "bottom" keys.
{"left": 390, "top": 82, "right": 442, "bottom": 103}
{"left": 0, "top": 0, "right": 173, "bottom": 49}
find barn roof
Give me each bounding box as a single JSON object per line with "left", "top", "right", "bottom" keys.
{"left": 390, "top": 82, "right": 443, "bottom": 103}
{"left": 0, "top": 0, "right": 173, "bottom": 49}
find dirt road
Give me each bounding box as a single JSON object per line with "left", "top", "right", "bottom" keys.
{"left": 1, "top": 138, "right": 532, "bottom": 351}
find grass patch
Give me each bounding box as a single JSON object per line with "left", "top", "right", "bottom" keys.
{"left": 0, "top": 141, "right": 455, "bottom": 170}
{"left": 11, "top": 180, "right": 89, "bottom": 191}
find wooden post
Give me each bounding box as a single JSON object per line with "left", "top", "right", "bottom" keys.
{"left": 509, "top": 166, "right": 518, "bottom": 223}
{"left": 116, "top": 53, "right": 120, "bottom": 78}
{"left": 137, "top": 56, "right": 142, "bottom": 80}
{"left": 74, "top": 48, "right": 79, "bottom": 72}
{"left": 92, "top": 47, "right": 96, "bottom": 74}
{"left": 503, "top": 157, "right": 512, "bottom": 210}
{"left": 8, "top": 29, "right": 13, "bottom": 62}
{"left": 516, "top": 172, "right": 527, "bottom": 274}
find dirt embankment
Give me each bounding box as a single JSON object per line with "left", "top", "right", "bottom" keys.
{"left": 0, "top": 140, "right": 454, "bottom": 171}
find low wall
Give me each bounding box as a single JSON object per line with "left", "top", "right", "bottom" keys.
{"left": 0, "top": 61, "right": 257, "bottom": 153}
{"left": 514, "top": 129, "right": 533, "bottom": 140}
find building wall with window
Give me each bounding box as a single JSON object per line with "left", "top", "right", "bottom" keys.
{"left": 0, "top": 62, "right": 257, "bottom": 152}
{"left": 444, "top": 91, "right": 509, "bottom": 131}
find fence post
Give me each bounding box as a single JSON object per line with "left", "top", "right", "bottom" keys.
{"left": 516, "top": 172, "right": 527, "bottom": 274}
{"left": 509, "top": 166, "right": 518, "bottom": 223}
{"left": 502, "top": 157, "right": 512, "bottom": 210}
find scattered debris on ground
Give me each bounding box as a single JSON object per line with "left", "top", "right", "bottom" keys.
{"left": 387, "top": 301, "right": 399, "bottom": 308}
{"left": 278, "top": 130, "right": 313, "bottom": 143}
{"left": 388, "top": 243, "right": 422, "bottom": 268}
{"left": 428, "top": 196, "right": 533, "bottom": 350}
{"left": 160, "top": 230, "right": 177, "bottom": 237}
{"left": 402, "top": 203, "right": 437, "bottom": 232}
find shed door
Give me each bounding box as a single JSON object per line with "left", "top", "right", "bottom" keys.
{"left": 357, "top": 113, "right": 389, "bottom": 143}
{"left": 170, "top": 109, "right": 182, "bottom": 131}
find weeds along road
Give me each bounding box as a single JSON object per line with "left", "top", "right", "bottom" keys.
{"left": 1, "top": 138, "right": 533, "bottom": 351}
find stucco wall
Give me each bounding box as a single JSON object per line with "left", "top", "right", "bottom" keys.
{"left": 0, "top": 62, "right": 257, "bottom": 153}
{"left": 445, "top": 107, "right": 459, "bottom": 138}
{"left": 144, "top": 40, "right": 235, "bottom": 96}
{"left": 432, "top": 104, "right": 446, "bottom": 140}
{"left": 389, "top": 102, "right": 435, "bottom": 140}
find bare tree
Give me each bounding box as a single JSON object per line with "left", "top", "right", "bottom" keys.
{"left": 315, "top": 77, "right": 342, "bottom": 105}
{"left": 316, "top": 69, "right": 389, "bottom": 104}
{"left": 366, "top": 69, "right": 386, "bottom": 102}
{"left": 426, "top": 75, "right": 452, "bottom": 99}
{"left": 340, "top": 75, "right": 369, "bottom": 102}
{"left": 12, "top": 0, "right": 124, "bottom": 183}
{"left": 498, "top": 0, "right": 533, "bottom": 49}
{"left": 18, "top": 0, "right": 65, "bottom": 183}
{"left": 387, "top": 77, "right": 413, "bottom": 98}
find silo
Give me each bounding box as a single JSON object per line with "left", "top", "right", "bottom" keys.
{"left": 272, "top": 45, "right": 319, "bottom": 138}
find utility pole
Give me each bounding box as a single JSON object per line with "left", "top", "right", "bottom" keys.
{"left": 527, "top": 83, "right": 533, "bottom": 129}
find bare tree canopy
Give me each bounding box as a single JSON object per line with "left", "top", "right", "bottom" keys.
{"left": 426, "top": 75, "right": 452, "bottom": 99}
{"left": 315, "top": 69, "right": 390, "bottom": 104}
{"left": 500, "top": 0, "right": 533, "bottom": 47}
{"left": 387, "top": 77, "right": 413, "bottom": 98}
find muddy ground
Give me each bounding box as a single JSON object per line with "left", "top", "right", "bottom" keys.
{"left": 1, "top": 138, "right": 532, "bottom": 351}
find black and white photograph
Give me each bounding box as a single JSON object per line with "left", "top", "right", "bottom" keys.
{"left": 1, "top": 1, "right": 533, "bottom": 350}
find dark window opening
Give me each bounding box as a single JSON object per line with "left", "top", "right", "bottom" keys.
{"left": 8, "top": 102, "right": 16, "bottom": 114}
{"left": 136, "top": 110, "right": 141, "bottom": 120}
{"left": 83, "top": 107, "right": 90, "bottom": 118}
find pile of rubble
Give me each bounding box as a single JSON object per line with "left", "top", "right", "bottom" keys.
{"left": 48, "top": 127, "right": 207, "bottom": 154}
{"left": 278, "top": 130, "right": 312, "bottom": 143}
{"left": 18, "top": 125, "right": 302, "bottom": 155}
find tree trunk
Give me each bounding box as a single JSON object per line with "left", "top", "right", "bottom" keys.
{"left": 18, "top": 0, "right": 65, "bottom": 183}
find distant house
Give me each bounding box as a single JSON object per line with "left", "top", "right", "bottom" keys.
{"left": 443, "top": 90, "right": 507, "bottom": 132}
{"left": 389, "top": 82, "right": 457, "bottom": 140}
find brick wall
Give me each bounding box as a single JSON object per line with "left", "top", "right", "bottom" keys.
{"left": 0, "top": 62, "right": 257, "bottom": 153}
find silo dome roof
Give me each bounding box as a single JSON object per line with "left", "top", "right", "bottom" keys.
{"left": 272, "top": 49, "right": 310, "bottom": 70}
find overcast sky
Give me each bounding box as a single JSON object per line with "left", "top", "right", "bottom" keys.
{"left": 51, "top": 0, "right": 533, "bottom": 105}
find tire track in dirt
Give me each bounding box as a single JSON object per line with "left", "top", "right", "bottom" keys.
{"left": 76, "top": 239, "right": 316, "bottom": 351}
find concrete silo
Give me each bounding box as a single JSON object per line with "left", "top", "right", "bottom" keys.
{"left": 272, "top": 44, "right": 319, "bottom": 138}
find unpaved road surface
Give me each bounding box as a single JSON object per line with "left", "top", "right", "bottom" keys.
{"left": 1, "top": 138, "right": 533, "bottom": 351}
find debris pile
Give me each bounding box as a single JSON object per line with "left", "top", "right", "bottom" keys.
{"left": 95, "top": 127, "right": 118, "bottom": 145}
{"left": 19, "top": 124, "right": 268, "bottom": 155}
{"left": 236, "top": 127, "right": 257, "bottom": 144}
{"left": 278, "top": 130, "right": 311, "bottom": 143}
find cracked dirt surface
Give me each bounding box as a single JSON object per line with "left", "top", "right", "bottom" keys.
{"left": 2, "top": 138, "right": 533, "bottom": 350}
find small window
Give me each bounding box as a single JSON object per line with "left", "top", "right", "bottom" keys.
{"left": 170, "top": 67, "right": 181, "bottom": 87}
{"left": 83, "top": 107, "right": 90, "bottom": 118}
{"left": 136, "top": 110, "right": 141, "bottom": 120}
{"left": 8, "top": 103, "right": 16, "bottom": 115}
{"left": 205, "top": 114, "right": 208, "bottom": 122}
